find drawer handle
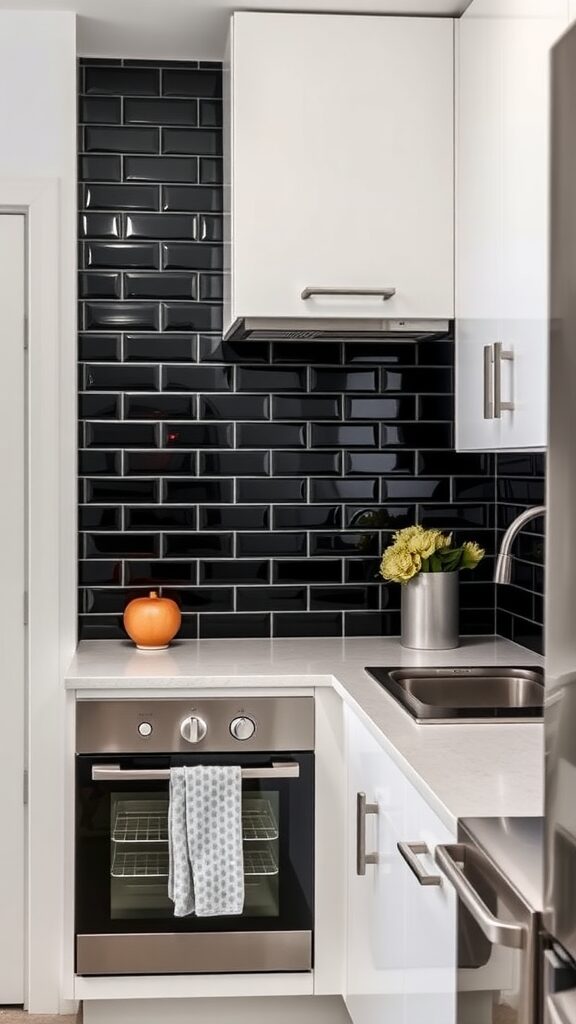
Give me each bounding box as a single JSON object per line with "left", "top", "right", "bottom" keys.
{"left": 398, "top": 841, "right": 442, "bottom": 886}
{"left": 91, "top": 762, "right": 300, "bottom": 781}
{"left": 435, "top": 844, "right": 525, "bottom": 948}
{"left": 356, "top": 792, "right": 378, "bottom": 876}
{"left": 301, "top": 286, "right": 396, "bottom": 301}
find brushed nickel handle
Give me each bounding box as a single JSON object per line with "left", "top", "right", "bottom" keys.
{"left": 301, "top": 286, "right": 396, "bottom": 301}
{"left": 398, "top": 841, "right": 442, "bottom": 886}
{"left": 356, "top": 792, "right": 378, "bottom": 875}
{"left": 493, "top": 341, "right": 514, "bottom": 417}
{"left": 91, "top": 762, "right": 300, "bottom": 781}
{"left": 483, "top": 345, "right": 493, "bottom": 419}
{"left": 435, "top": 844, "right": 525, "bottom": 948}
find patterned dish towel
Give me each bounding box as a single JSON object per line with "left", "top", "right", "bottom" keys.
{"left": 168, "top": 765, "right": 245, "bottom": 917}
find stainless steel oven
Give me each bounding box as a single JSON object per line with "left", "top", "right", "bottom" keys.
{"left": 75, "top": 697, "right": 314, "bottom": 977}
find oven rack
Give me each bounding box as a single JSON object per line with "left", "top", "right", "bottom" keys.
{"left": 112, "top": 799, "right": 279, "bottom": 844}
{"left": 111, "top": 847, "right": 279, "bottom": 879}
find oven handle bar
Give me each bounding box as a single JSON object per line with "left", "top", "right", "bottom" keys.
{"left": 91, "top": 762, "right": 300, "bottom": 781}
{"left": 435, "top": 844, "right": 526, "bottom": 949}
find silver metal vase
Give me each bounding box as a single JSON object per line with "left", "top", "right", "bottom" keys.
{"left": 400, "top": 571, "right": 459, "bottom": 650}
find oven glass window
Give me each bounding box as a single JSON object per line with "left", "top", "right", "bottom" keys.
{"left": 109, "top": 791, "right": 280, "bottom": 921}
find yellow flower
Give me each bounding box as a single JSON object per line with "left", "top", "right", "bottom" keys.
{"left": 406, "top": 528, "right": 450, "bottom": 559}
{"left": 380, "top": 544, "right": 421, "bottom": 583}
{"left": 393, "top": 525, "right": 423, "bottom": 546}
{"left": 460, "top": 541, "right": 485, "bottom": 569}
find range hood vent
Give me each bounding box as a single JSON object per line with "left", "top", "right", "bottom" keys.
{"left": 224, "top": 318, "right": 452, "bottom": 343}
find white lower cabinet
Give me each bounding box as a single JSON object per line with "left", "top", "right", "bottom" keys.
{"left": 344, "top": 707, "right": 456, "bottom": 1024}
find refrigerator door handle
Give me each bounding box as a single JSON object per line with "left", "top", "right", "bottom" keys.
{"left": 435, "top": 844, "right": 526, "bottom": 949}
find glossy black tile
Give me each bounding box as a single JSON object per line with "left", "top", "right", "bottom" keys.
{"left": 273, "top": 506, "right": 342, "bottom": 529}
{"left": 83, "top": 589, "right": 144, "bottom": 614}
{"left": 311, "top": 368, "right": 377, "bottom": 392}
{"left": 237, "top": 367, "right": 307, "bottom": 391}
{"left": 497, "top": 452, "right": 546, "bottom": 477}
{"left": 125, "top": 506, "right": 197, "bottom": 530}
{"left": 85, "top": 476, "right": 159, "bottom": 504}
{"left": 272, "top": 612, "right": 342, "bottom": 638}
{"left": 84, "top": 66, "right": 160, "bottom": 96}
{"left": 162, "top": 69, "right": 222, "bottom": 98}
{"left": 162, "top": 365, "right": 231, "bottom": 391}
{"left": 78, "top": 615, "right": 127, "bottom": 641}
{"left": 345, "top": 397, "right": 417, "bottom": 420}
{"left": 310, "top": 533, "right": 380, "bottom": 557}
{"left": 80, "top": 213, "right": 121, "bottom": 238}
{"left": 198, "top": 274, "right": 223, "bottom": 301}
{"left": 125, "top": 273, "right": 197, "bottom": 299}
{"left": 125, "top": 561, "right": 198, "bottom": 585}
{"left": 162, "top": 185, "right": 222, "bottom": 212}
{"left": 272, "top": 342, "right": 342, "bottom": 365}
{"left": 162, "top": 242, "right": 223, "bottom": 270}
{"left": 85, "top": 364, "right": 159, "bottom": 390}
{"left": 273, "top": 395, "right": 341, "bottom": 420}
{"left": 198, "top": 613, "right": 270, "bottom": 640}
{"left": 311, "top": 479, "right": 380, "bottom": 503}
{"left": 236, "top": 479, "right": 306, "bottom": 503}
{"left": 382, "top": 368, "right": 452, "bottom": 393}
{"left": 419, "top": 505, "right": 492, "bottom": 529}
{"left": 199, "top": 158, "right": 223, "bottom": 184}
{"left": 343, "top": 342, "right": 416, "bottom": 365}
{"left": 79, "top": 334, "right": 122, "bottom": 364}
{"left": 124, "top": 156, "right": 198, "bottom": 183}
{"left": 125, "top": 394, "right": 196, "bottom": 419}
{"left": 79, "top": 450, "right": 122, "bottom": 475}
{"left": 310, "top": 585, "right": 380, "bottom": 610}
{"left": 79, "top": 272, "right": 121, "bottom": 299}
{"left": 199, "top": 561, "right": 270, "bottom": 584}
{"left": 200, "top": 451, "right": 269, "bottom": 476}
{"left": 124, "top": 98, "right": 198, "bottom": 125}
{"left": 311, "top": 424, "right": 379, "bottom": 448}
{"left": 86, "top": 533, "right": 160, "bottom": 558}
{"left": 83, "top": 184, "right": 159, "bottom": 211}
{"left": 126, "top": 213, "right": 194, "bottom": 239}
{"left": 198, "top": 99, "right": 222, "bottom": 127}
{"left": 79, "top": 393, "right": 121, "bottom": 419}
{"left": 417, "top": 452, "right": 494, "bottom": 476}
{"left": 79, "top": 506, "right": 122, "bottom": 531}
{"left": 344, "top": 611, "right": 401, "bottom": 637}
{"left": 237, "top": 587, "right": 307, "bottom": 612}
{"left": 199, "top": 395, "right": 269, "bottom": 420}
{"left": 79, "top": 560, "right": 123, "bottom": 585}
{"left": 162, "top": 423, "right": 233, "bottom": 448}
{"left": 453, "top": 477, "right": 496, "bottom": 501}
{"left": 164, "top": 534, "right": 233, "bottom": 558}
{"left": 84, "top": 302, "right": 160, "bottom": 331}
{"left": 163, "top": 479, "right": 233, "bottom": 503}
{"left": 236, "top": 533, "right": 306, "bottom": 557}
{"left": 381, "top": 423, "right": 453, "bottom": 448}
{"left": 85, "top": 241, "right": 160, "bottom": 269}
{"left": 162, "top": 128, "right": 221, "bottom": 156}
{"left": 124, "top": 334, "right": 196, "bottom": 362}
{"left": 345, "top": 452, "right": 415, "bottom": 475}
{"left": 497, "top": 478, "right": 544, "bottom": 504}
{"left": 79, "top": 155, "right": 122, "bottom": 181}
{"left": 199, "top": 507, "right": 270, "bottom": 530}
{"left": 124, "top": 451, "right": 196, "bottom": 475}
{"left": 85, "top": 422, "right": 159, "bottom": 448}
{"left": 344, "top": 506, "right": 416, "bottom": 530}
{"left": 80, "top": 96, "right": 122, "bottom": 124}
{"left": 272, "top": 451, "right": 342, "bottom": 476}
{"left": 237, "top": 423, "right": 306, "bottom": 449}
{"left": 162, "top": 588, "right": 233, "bottom": 612}
{"left": 162, "top": 302, "right": 222, "bottom": 332}
{"left": 85, "top": 126, "right": 159, "bottom": 154}
{"left": 381, "top": 478, "right": 451, "bottom": 502}
{"left": 273, "top": 560, "right": 342, "bottom": 585}
{"left": 418, "top": 394, "right": 455, "bottom": 421}
{"left": 417, "top": 339, "right": 454, "bottom": 366}
{"left": 345, "top": 559, "right": 381, "bottom": 583}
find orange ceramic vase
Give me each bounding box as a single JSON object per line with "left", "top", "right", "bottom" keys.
{"left": 123, "top": 591, "right": 181, "bottom": 650}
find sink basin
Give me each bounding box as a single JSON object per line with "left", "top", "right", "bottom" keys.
{"left": 364, "top": 667, "right": 544, "bottom": 723}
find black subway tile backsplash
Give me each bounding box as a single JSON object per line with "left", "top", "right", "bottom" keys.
{"left": 79, "top": 59, "right": 538, "bottom": 643}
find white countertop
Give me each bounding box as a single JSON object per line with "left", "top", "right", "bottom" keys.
{"left": 66, "top": 635, "right": 544, "bottom": 830}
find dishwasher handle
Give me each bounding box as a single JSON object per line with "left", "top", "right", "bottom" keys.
{"left": 435, "top": 844, "right": 526, "bottom": 949}
{"left": 91, "top": 762, "right": 300, "bottom": 781}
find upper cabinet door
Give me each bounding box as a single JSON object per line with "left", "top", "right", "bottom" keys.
{"left": 456, "top": 0, "right": 568, "bottom": 451}
{"left": 224, "top": 13, "right": 454, "bottom": 334}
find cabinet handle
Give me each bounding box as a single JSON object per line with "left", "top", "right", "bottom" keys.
{"left": 435, "top": 844, "right": 525, "bottom": 948}
{"left": 493, "top": 341, "right": 514, "bottom": 418}
{"left": 397, "top": 842, "right": 442, "bottom": 886}
{"left": 301, "top": 286, "right": 396, "bottom": 301}
{"left": 483, "top": 345, "right": 493, "bottom": 419}
{"left": 356, "top": 792, "right": 378, "bottom": 876}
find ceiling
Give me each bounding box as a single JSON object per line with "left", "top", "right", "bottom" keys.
{"left": 0, "top": 0, "right": 474, "bottom": 60}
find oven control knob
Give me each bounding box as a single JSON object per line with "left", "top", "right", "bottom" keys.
{"left": 180, "top": 716, "right": 207, "bottom": 744}
{"left": 138, "top": 721, "right": 153, "bottom": 737}
{"left": 230, "top": 716, "right": 256, "bottom": 741}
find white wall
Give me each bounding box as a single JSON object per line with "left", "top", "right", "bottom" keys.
{"left": 0, "top": 10, "right": 77, "bottom": 1013}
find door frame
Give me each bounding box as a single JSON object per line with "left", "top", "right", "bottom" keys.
{"left": 0, "top": 179, "right": 76, "bottom": 1011}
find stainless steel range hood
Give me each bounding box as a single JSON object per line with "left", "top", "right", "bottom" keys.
{"left": 224, "top": 317, "right": 451, "bottom": 342}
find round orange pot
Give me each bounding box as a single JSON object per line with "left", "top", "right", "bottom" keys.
{"left": 123, "top": 591, "right": 181, "bottom": 650}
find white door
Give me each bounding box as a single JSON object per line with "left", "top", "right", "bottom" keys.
{"left": 0, "top": 213, "right": 26, "bottom": 1002}
{"left": 228, "top": 13, "right": 454, "bottom": 327}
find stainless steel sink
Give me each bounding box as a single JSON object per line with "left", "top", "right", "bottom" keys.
{"left": 364, "top": 667, "right": 544, "bottom": 723}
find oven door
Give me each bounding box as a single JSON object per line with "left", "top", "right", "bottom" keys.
{"left": 75, "top": 752, "right": 314, "bottom": 975}
{"left": 435, "top": 843, "right": 539, "bottom": 1024}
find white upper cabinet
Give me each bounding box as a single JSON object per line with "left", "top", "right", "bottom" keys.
{"left": 224, "top": 12, "right": 454, "bottom": 338}
{"left": 456, "top": 0, "right": 569, "bottom": 450}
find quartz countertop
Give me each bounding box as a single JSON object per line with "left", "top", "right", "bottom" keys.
{"left": 66, "top": 635, "right": 544, "bottom": 830}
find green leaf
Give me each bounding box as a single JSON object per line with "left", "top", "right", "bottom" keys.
{"left": 429, "top": 553, "right": 443, "bottom": 572}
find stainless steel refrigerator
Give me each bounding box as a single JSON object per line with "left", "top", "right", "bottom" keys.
{"left": 544, "top": 20, "right": 576, "bottom": 1024}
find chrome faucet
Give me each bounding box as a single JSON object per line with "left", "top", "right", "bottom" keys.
{"left": 494, "top": 505, "right": 546, "bottom": 584}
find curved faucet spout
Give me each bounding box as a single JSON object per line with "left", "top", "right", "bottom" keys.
{"left": 494, "top": 506, "right": 546, "bottom": 584}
